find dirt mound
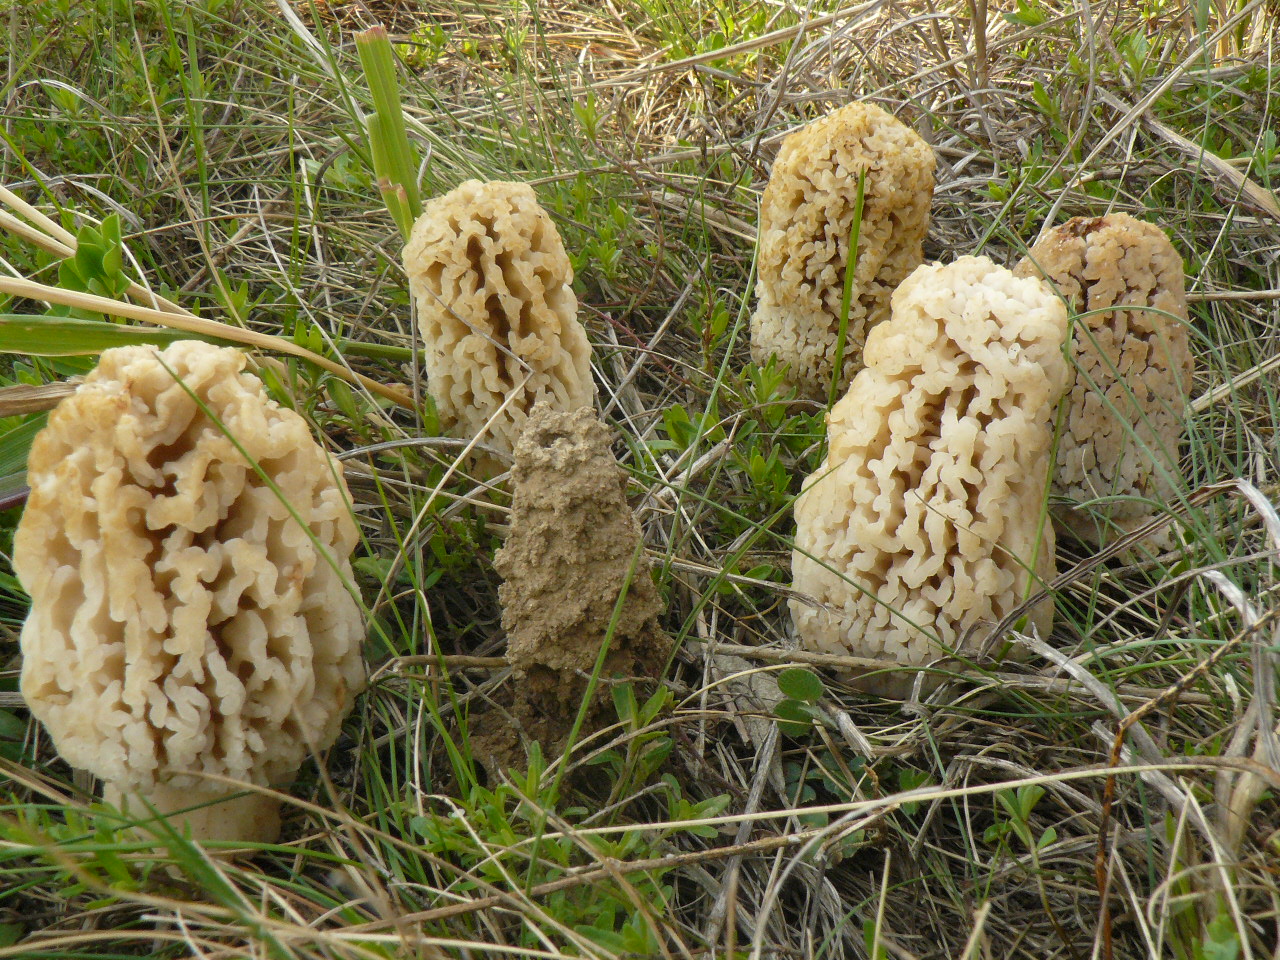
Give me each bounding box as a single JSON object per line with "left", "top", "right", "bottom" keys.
{"left": 493, "top": 404, "right": 669, "bottom": 752}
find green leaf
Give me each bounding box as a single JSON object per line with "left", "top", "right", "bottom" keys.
{"left": 1015, "top": 784, "right": 1046, "bottom": 819}
{"left": 691, "top": 793, "right": 731, "bottom": 818}
{"left": 1002, "top": 0, "right": 1049, "bottom": 25}
{"left": 638, "top": 685, "right": 672, "bottom": 724}
{"left": 897, "top": 767, "right": 932, "bottom": 815}
{"left": 0, "top": 710, "right": 27, "bottom": 741}
{"left": 101, "top": 213, "right": 122, "bottom": 248}
{"left": 612, "top": 682, "right": 638, "bottom": 726}
{"left": 95, "top": 844, "right": 135, "bottom": 887}
{"left": 58, "top": 257, "right": 87, "bottom": 291}
{"left": 326, "top": 378, "right": 361, "bottom": 423}
{"left": 576, "top": 924, "right": 628, "bottom": 952}
{"left": 74, "top": 243, "right": 105, "bottom": 282}
{"left": 0, "top": 922, "right": 21, "bottom": 946}
{"left": 0, "top": 315, "right": 201, "bottom": 356}
{"left": 863, "top": 919, "right": 889, "bottom": 960}
{"left": 662, "top": 403, "right": 695, "bottom": 449}
{"left": 983, "top": 820, "right": 1012, "bottom": 844}
{"left": 777, "top": 667, "right": 824, "bottom": 703}
{"left": 1202, "top": 912, "right": 1241, "bottom": 960}
{"left": 743, "top": 563, "right": 777, "bottom": 582}
{"left": 353, "top": 556, "right": 397, "bottom": 582}
{"left": 773, "top": 699, "right": 816, "bottom": 737}
{"left": 1031, "top": 81, "right": 1056, "bottom": 117}
{"left": 0, "top": 414, "right": 46, "bottom": 480}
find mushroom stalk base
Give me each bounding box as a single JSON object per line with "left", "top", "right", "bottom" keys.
{"left": 104, "top": 782, "right": 283, "bottom": 846}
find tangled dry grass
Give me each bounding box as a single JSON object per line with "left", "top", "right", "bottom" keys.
{"left": 0, "top": 0, "right": 1278, "bottom": 957}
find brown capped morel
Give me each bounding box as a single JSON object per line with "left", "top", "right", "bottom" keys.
{"left": 403, "top": 180, "right": 595, "bottom": 472}
{"left": 494, "top": 404, "right": 668, "bottom": 748}
{"left": 791, "top": 258, "right": 1069, "bottom": 696}
{"left": 1015, "top": 214, "right": 1195, "bottom": 545}
{"left": 16, "top": 342, "right": 365, "bottom": 844}
{"left": 751, "top": 102, "right": 936, "bottom": 400}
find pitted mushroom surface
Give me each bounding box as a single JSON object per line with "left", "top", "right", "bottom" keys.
{"left": 15, "top": 341, "right": 365, "bottom": 843}
{"left": 790, "top": 257, "right": 1069, "bottom": 694}
{"left": 1015, "top": 213, "right": 1194, "bottom": 544}
{"left": 404, "top": 180, "right": 595, "bottom": 470}
{"left": 751, "top": 102, "right": 936, "bottom": 399}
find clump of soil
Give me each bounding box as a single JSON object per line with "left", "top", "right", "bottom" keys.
{"left": 492, "top": 403, "right": 669, "bottom": 753}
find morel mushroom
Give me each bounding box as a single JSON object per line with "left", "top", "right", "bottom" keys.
{"left": 403, "top": 180, "right": 595, "bottom": 471}
{"left": 494, "top": 403, "right": 668, "bottom": 748}
{"left": 1014, "top": 213, "right": 1194, "bottom": 544}
{"left": 15, "top": 341, "right": 366, "bottom": 844}
{"left": 751, "top": 102, "right": 936, "bottom": 400}
{"left": 790, "top": 257, "right": 1069, "bottom": 694}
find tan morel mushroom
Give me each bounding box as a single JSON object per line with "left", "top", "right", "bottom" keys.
{"left": 493, "top": 403, "right": 669, "bottom": 749}
{"left": 1014, "top": 213, "right": 1194, "bottom": 544}
{"left": 15, "top": 341, "right": 366, "bottom": 844}
{"left": 751, "top": 102, "right": 936, "bottom": 400}
{"left": 403, "top": 180, "right": 595, "bottom": 471}
{"left": 790, "top": 257, "right": 1070, "bottom": 695}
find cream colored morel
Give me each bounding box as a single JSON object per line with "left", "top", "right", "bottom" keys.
{"left": 1015, "top": 214, "right": 1194, "bottom": 545}
{"left": 16, "top": 341, "right": 366, "bottom": 844}
{"left": 751, "top": 102, "right": 936, "bottom": 399}
{"left": 791, "top": 257, "right": 1069, "bottom": 695}
{"left": 403, "top": 180, "right": 595, "bottom": 471}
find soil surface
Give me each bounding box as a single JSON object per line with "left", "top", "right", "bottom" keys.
{"left": 487, "top": 403, "right": 669, "bottom": 760}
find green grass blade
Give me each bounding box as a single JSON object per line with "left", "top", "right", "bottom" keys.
{"left": 828, "top": 168, "right": 867, "bottom": 409}
{"left": 0, "top": 315, "right": 207, "bottom": 356}
{"left": 0, "top": 414, "right": 46, "bottom": 480}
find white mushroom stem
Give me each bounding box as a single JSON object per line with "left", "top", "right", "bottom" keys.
{"left": 104, "top": 783, "right": 283, "bottom": 845}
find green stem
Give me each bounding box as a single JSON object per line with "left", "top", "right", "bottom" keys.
{"left": 356, "top": 26, "right": 422, "bottom": 238}
{"left": 338, "top": 341, "right": 422, "bottom": 362}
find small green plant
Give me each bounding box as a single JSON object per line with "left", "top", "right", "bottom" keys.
{"left": 590, "top": 683, "right": 677, "bottom": 805}
{"left": 727, "top": 433, "right": 790, "bottom": 519}
{"left": 693, "top": 296, "right": 733, "bottom": 366}
{"left": 737, "top": 358, "right": 826, "bottom": 461}
{"left": 397, "top": 22, "right": 449, "bottom": 68}
{"left": 300, "top": 150, "right": 375, "bottom": 196}
{"left": 572, "top": 87, "right": 603, "bottom": 143}
{"left": 406, "top": 688, "right": 722, "bottom": 954}
{"left": 580, "top": 199, "right": 633, "bottom": 285}
{"left": 773, "top": 667, "right": 826, "bottom": 737}
{"left": 52, "top": 215, "right": 131, "bottom": 313}
{"left": 661, "top": 774, "right": 731, "bottom": 838}
{"left": 984, "top": 784, "right": 1056, "bottom": 851}
{"left": 895, "top": 767, "right": 934, "bottom": 817}
{"left": 1003, "top": 0, "right": 1050, "bottom": 25}
{"left": 782, "top": 747, "right": 866, "bottom": 839}
{"left": 1196, "top": 909, "right": 1243, "bottom": 960}
{"left": 0, "top": 806, "right": 156, "bottom": 904}
{"left": 656, "top": 400, "right": 725, "bottom": 456}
